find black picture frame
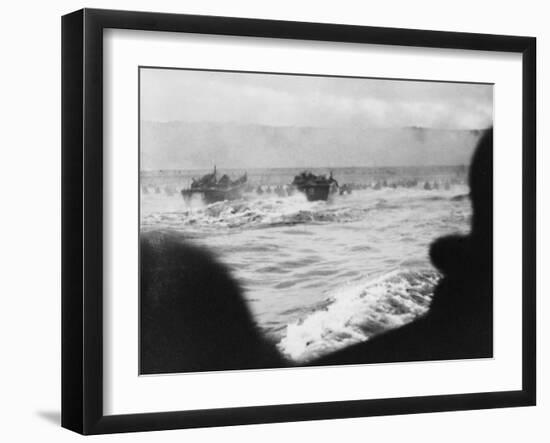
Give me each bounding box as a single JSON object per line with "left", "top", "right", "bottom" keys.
{"left": 62, "top": 8, "right": 536, "bottom": 435}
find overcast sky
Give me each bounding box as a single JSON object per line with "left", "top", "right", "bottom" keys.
{"left": 140, "top": 68, "right": 492, "bottom": 170}
{"left": 140, "top": 68, "right": 493, "bottom": 130}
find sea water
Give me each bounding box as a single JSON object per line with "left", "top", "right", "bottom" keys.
{"left": 141, "top": 166, "right": 471, "bottom": 362}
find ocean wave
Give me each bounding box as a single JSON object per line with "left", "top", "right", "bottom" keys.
{"left": 142, "top": 185, "right": 471, "bottom": 230}
{"left": 141, "top": 193, "right": 375, "bottom": 231}
{"left": 277, "top": 268, "right": 440, "bottom": 363}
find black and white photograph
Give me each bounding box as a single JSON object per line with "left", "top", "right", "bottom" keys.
{"left": 0, "top": 0, "right": 544, "bottom": 439}
{"left": 139, "top": 67, "right": 494, "bottom": 374}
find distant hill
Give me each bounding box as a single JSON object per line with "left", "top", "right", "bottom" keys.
{"left": 141, "top": 121, "right": 485, "bottom": 170}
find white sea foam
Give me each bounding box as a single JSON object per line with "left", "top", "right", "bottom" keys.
{"left": 141, "top": 185, "right": 469, "bottom": 233}
{"left": 142, "top": 192, "right": 372, "bottom": 231}
{"left": 277, "top": 269, "right": 440, "bottom": 362}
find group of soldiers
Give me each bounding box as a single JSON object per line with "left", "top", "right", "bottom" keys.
{"left": 248, "top": 184, "right": 294, "bottom": 197}
{"left": 142, "top": 175, "right": 465, "bottom": 197}
{"left": 190, "top": 167, "right": 248, "bottom": 190}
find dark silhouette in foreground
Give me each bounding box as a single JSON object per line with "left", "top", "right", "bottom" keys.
{"left": 140, "top": 233, "right": 284, "bottom": 373}
{"left": 312, "top": 129, "right": 493, "bottom": 366}
{"left": 140, "top": 129, "right": 492, "bottom": 373}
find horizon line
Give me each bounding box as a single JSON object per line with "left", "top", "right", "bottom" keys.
{"left": 141, "top": 120, "right": 491, "bottom": 132}
{"left": 140, "top": 164, "right": 470, "bottom": 173}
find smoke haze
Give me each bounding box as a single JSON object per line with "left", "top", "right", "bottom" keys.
{"left": 140, "top": 68, "right": 492, "bottom": 170}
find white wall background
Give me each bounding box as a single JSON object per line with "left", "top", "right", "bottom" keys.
{"left": 0, "top": 0, "right": 546, "bottom": 441}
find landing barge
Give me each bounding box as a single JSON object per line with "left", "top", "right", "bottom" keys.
{"left": 291, "top": 171, "right": 339, "bottom": 201}
{"left": 181, "top": 167, "right": 247, "bottom": 204}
